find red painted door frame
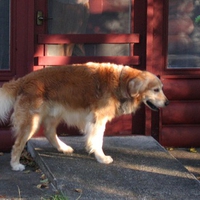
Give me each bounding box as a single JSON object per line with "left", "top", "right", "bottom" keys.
{"left": 0, "top": 0, "right": 34, "bottom": 81}
{"left": 0, "top": 0, "right": 35, "bottom": 151}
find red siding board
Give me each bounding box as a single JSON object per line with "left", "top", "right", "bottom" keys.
{"left": 162, "top": 78, "right": 200, "bottom": 100}
{"left": 160, "top": 77, "right": 200, "bottom": 146}
{"left": 161, "top": 126, "right": 200, "bottom": 147}
{"left": 162, "top": 101, "right": 200, "bottom": 124}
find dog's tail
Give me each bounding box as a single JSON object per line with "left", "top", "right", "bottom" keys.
{"left": 0, "top": 79, "right": 21, "bottom": 123}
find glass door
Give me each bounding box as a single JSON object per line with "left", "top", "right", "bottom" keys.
{"left": 47, "top": 0, "right": 131, "bottom": 57}
{"left": 35, "top": 0, "right": 140, "bottom": 66}
{"left": 34, "top": 0, "right": 146, "bottom": 136}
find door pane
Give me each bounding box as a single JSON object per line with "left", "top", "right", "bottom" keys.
{"left": 168, "top": 0, "right": 200, "bottom": 68}
{"left": 0, "top": 0, "right": 10, "bottom": 70}
{"left": 47, "top": 0, "right": 131, "bottom": 57}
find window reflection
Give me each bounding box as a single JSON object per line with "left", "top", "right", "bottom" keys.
{"left": 47, "top": 0, "right": 131, "bottom": 57}
{"left": 168, "top": 0, "right": 200, "bottom": 68}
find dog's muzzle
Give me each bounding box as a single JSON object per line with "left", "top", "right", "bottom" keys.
{"left": 146, "top": 99, "right": 169, "bottom": 111}
{"left": 146, "top": 100, "right": 159, "bottom": 111}
{"left": 165, "top": 100, "right": 170, "bottom": 106}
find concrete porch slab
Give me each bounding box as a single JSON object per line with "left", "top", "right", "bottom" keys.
{"left": 28, "top": 136, "right": 200, "bottom": 200}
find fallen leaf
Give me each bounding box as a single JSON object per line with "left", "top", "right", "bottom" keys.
{"left": 166, "top": 147, "right": 174, "bottom": 151}
{"left": 75, "top": 188, "right": 82, "bottom": 193}
{"left": 23, "top": 170, "right": 31, "bottom": 174}
{"left": 41, "top": 183, "right": 49, "bottom": 189}
{"left": 36, "top": 184, "right": 42, "bottom": 189}
{"left": 40, "top": 174, "right": 46, "bottom": 180}
{"left": 36, "top": 183, "right": 49, "bottom": 189}
{"left": 35, "top": 169, "right": 41, "bottom": 173}
{"left": 40, "top": 178, "right": 49, "bottom": 183}
{"left": 189, "top": 148, "right": 197, "bottom": 153}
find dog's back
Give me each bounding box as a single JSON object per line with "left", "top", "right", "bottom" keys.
{"left": 15, "top": 64, "right": 123, "bottom": 108}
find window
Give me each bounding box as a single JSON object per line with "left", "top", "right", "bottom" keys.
{"left": 168, "top": 0, "right": 200, "bottom": 68}
{"left": 0, "top": 0, "right": 10, "bottom": 70}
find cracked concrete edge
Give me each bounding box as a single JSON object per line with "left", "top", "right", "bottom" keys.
{"left": 27, "top": 141, "right": 59, "bottom": 191}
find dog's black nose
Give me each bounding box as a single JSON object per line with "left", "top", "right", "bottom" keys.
{"left": 165, "top": 100, "right": 170, "bottom": 106}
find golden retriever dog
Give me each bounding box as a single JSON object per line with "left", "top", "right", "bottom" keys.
{"left": 0, "top": 62, "right": 169, "bottom": 171}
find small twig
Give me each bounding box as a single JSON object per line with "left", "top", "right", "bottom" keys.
{"left": 17, "top": 185, "right": 22, "bottom": 200}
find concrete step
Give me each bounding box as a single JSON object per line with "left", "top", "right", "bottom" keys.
{"left": 28, "top": 136, "right": 200, "bottom": 200}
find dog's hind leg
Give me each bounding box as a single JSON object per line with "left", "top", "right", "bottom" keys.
{"left": 85, "top": 119, "right": 113, "bottom": 164}
{"left": 43, "top": 117, "right": 74, "bottom": 154}
{"left": 10, "top": 96, "right": 42, "bottom": 171}
{"left": 11, "top": 113, "right": 41, "bottom": 171}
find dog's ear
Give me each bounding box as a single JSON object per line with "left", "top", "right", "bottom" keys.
{"left": 128, "top": 75, "right": 148, "bottom": 97}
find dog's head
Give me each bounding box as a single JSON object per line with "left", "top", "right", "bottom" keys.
{"left": 128, "top": 71, "right": 169, "bottom": 111}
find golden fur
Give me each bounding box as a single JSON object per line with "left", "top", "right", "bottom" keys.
{"left": 0, "top": 62, "right": 169, "bottom": 171}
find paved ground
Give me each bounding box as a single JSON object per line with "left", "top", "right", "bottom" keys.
{"left": 0, "top": 136, "right": 200, "bottom": 200}
{"left": 0, "top": 151, "right": 55, "bottom": 200}
{"left": 169, "top": 148, "right": 200, "bottom": 180}
{"left": 28, "top": 136, "right": 200, "bottom": 200}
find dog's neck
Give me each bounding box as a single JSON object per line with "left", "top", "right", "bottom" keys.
{"left": 117, "top": 66, "right": 132, "bottom": 102}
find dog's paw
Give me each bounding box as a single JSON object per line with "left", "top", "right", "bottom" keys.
{"left": 11, "top": 163, "right": 25, "bottom": 171}
{"left": 97, "top": 155, "right": 113, "bottom": 164}
{"left": 61, "top": 145, "right": 74, "bottom": 154}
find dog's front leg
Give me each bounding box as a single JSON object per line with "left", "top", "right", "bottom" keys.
{"left": 43, "top": 116, "right": 74, "bottom": 154}
{"left": 93, "top": 146, "right": 113, "bottom": 164}
{"left": 85, "top": 120, "right": 113, "bottom": 164}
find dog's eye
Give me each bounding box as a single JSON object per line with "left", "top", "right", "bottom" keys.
{"left": 154, "top": 88, "right": 160, "bottom": 92}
